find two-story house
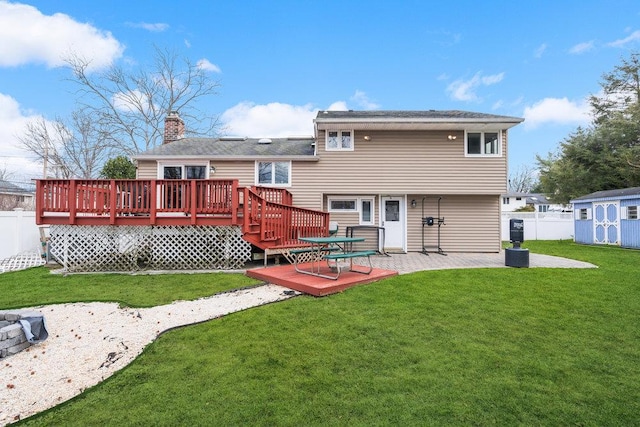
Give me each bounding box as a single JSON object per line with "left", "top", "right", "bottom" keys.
{"left": 35, "top": 109, "right": 523, "bottom": 271}
{"left": 134, "top": 110, "right": 523, "bottom": 254}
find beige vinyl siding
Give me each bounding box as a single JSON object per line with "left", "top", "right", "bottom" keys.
{"left": 289, "top": 130, "right": 508, "bottom": 211}
{"left": 136, "top": 160, "right": 158, "bottom": 179}
{"left": 406, "top": 195, "right": 501, "bottom": 252}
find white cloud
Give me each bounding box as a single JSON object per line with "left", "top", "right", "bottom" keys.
{"left": 446, "top": 72, "right": 505, "bottom": 101}
{"left": 0, "top": 93, "right": 46, "bottom": 180}
{"left": 326, "top": 101, "right": 348, "bottom": 111}
{"left": 608, "top": 30, "right": 640, "bottom": 47}
{"left": 126, "top": 22, "right": 169, "bottom": 32}
{"left": 522, "top": 97, "right": 591, "bottom": 129}
{"left": 221, "top": 102, "right": 318, "bottom": 137}
{"left": 350, "top": 90, "right": 380, "bottom": 110}
{"left": 112, "top": 89, "right": 149, "bottom": 113}
{"left": 0, "top": 2, "right": 123, "bottom": 70}
{"left": 534, "top": 43, "right": 547, "bottom": 58}
{"left": 196, "top": 59, "right": 222, "bottom": 73}
{"left": 569, "top": 41, "right": 595, "bottom": 54}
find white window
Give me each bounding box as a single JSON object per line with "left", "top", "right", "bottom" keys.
{"left": 326, "top": 130, "right": 353, "bottom": 151}
{"left": 360, "top": 198, "right": 374, "bottom": 225}
{"left": 256, "top": 161, "right": 291, "bottom": 186}
{"left": 329, "top": 198, "right": 357, "bottom": 212}
{"left": 503, "top": 197, "right": 510, "bottom": 205}
{"left": 160, "top": 163, "right": 208, "bottom": 179}
{"left": 465, "top": 131, "right": 501, "bottom": 156}
{"left": 578, "top": 208, "right": 591, "bottom": 220}
{"left": 539, "top": 205, "right": 549, "bottom": 213}
{"left": 627, "top": 206, "right": 638, "bottom": 220}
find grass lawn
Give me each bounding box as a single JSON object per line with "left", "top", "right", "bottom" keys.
{"left": 0, "top": 268, "right": 261, "bottom": 309}
{"left": 8, "top": 241, "right": 640, "bottom": 426}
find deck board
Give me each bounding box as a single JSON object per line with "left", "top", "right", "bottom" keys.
{"left": 246, "top": 262, "right": 398, "bottom": 296}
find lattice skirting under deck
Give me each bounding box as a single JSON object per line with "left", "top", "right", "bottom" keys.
{"left": 49, "top": 225, "right": 251, "bottom": 272}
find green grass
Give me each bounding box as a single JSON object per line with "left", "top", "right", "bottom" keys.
{"left": 11, "top": 241, "right": 640, "bottom": 426}
{"left": 0, "top": 267, "right": 261, "bottom": 309}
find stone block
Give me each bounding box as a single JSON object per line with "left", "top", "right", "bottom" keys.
{"left": 5, "top": 324, "right": 24, "bottom": 339}
{"left": 6, "top": 341, "right": 31, "bottom": 356}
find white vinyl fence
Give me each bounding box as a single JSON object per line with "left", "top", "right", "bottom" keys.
{"left": 0, "top": 210, "right": 43, "bottom": 260}
{"left": 501, "top": 212, "right": 574, "bottom": 241}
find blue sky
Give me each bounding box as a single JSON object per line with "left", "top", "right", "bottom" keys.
{"left": 1, "top": 0, "right": 640, "bottom": 184}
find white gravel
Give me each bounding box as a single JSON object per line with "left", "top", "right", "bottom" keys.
{"left": 0, "top": 284, "right": 298, "bottom": 425}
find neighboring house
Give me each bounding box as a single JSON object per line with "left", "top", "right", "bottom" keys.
{"left": 0, "top": 180, "right": 34, "bottom": 210}
{"left": 571, "top": 187, "right": 640, "bottom": 249}
{"left": 501, "top": 192, "right": 571, "bottom": 213}
{"left": 134, "top": 110, "right": 524, "bottom": 253}
{"left": 526, "top": 193, "right": 571, "bottom": 213}
{"left": 500, "top": 193, "right": 528, "bottom": 212}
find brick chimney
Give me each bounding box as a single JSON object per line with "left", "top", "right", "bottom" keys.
{"left": 163, "top": 111, "right": 185, "bottom": 144}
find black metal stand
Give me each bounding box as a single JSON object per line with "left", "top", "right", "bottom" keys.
{"left": 421, "top": 196, "right": 446, "bottom": 256}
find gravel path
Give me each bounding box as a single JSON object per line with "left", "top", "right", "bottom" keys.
{"left": 0, "top": 284, "right": 299, "bottom": 425}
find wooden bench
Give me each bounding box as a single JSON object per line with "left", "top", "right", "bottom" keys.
{"left": 323, "top": 250, "right": 376, "bottom": 276}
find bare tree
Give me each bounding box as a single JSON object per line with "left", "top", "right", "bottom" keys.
{"left": 508, "top": 165, "right": 538, "bottom": 193}
{"left": 65, "top": 46, "right": 221, "bottom": 154}
{"left": 18, "top": 112, "right": 112, "bottom": 178}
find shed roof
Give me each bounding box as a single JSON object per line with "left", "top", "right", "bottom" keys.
{"left": 133, "top": 137, "right": 317, "bottom": 161}
{"left": 571, "top": 187, "right": 640, "bottom": 203}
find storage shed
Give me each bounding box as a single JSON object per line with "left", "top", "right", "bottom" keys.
{"left": 571, "top": 187, "right": 640, "bottom": 248}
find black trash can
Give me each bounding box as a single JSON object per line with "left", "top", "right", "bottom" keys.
{"left": 506, "top": 218, "right": 529, "bottom": 267}
{"left": 505, "top": 247, "right": 529, "bottom": 268}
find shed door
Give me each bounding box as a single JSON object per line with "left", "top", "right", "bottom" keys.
{"left": 593, "top": 202, "right": 619, "bottom": 245}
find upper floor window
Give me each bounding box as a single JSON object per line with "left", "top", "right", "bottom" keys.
{"left": 326, "top": 130, "right": 353, "bottom": 151}
{"left": 465, "top": 131, "right": 501, "bottom": 156}
{"left": 502, "top": 197, "right": 510, "bottom": 204}
{"left": 257, "top": 161, "right": 291, "bottom": 186}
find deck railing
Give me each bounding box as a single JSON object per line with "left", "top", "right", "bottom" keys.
{"left": 36, "top": 179, "right": 239, "bottom": 226}
{"left": 36, "top": 179, "right": 328, "bottom": 249}
{"left": 244, "top": 187, "right": 329, "bottom": 247}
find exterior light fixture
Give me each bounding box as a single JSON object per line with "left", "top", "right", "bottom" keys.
{"left": 411, "top": 199, "right": 417, "bottom": 208}
{"left": 447, "top": 135, "right": 457, "bottom": 141}
{"left": 209, "top": 166, "right": 216, "bottom": 174}
{"left": 363, "top": 135, "right": 371, "bottom": 141}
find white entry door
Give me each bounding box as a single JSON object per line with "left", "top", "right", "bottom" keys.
{"left": 593, "top": 202, "right": 619, "bottom": 245}
{"left": 381, "top": 197, "right": 405, "bottom": 252}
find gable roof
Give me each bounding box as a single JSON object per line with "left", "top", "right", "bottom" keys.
{"left": 314, "top": 110, "right": 524, "bottom": 131}
{"left": 571, "top": 187, "right": 640, "bottom": 203}
{"left": 0, "top": 180, "right": 33, "bottom": 196}
{"left": 133, "top": 137, "right": 317, "bottom": 161}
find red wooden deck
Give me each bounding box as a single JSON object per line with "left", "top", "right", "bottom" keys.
{"left": 246, "top": 262, "right": 398, "bottom": 296}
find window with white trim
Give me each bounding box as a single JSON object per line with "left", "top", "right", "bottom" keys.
{"left": 360, "top": 198, "right": 374, "bottom": 225}
{"left": 256, "top": 161, "right": 291, "bottom": 186}
{"left": 579, "top": 208, "right": 589, "bottom": 220}
{"left": 628, "top": 206, "right": 638, "bottom": 220}
{"left": 503, "top": 197, "right": 510, "bottom": 204}
{"left": 326, "top": 130, "right": 353, "bottom": 151}
{"left": 160, "top": 163, "right": 208, "bottom": 179}
{"left": 465, "top": 131, "right": 501, "bottom": 156}
{"left": 328, "top": 198, "right": 357, "bottom": 212}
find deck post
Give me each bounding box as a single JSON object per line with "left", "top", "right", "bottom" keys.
{"left": 150, "top": 180, "right": 157, "bottom": 225}
{"left": 68, "top": 180, "right": 77, "bottom": 225}
{"left": 190, "top": 180, "right": 197, "bottom": 225}
{"left": 109, "top": 180, "right": 117, "bottom": 225}
{"left": 35, "top": 180, "right": 43, "bottom": 225}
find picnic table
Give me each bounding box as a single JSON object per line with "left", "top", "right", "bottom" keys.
{"left": 291, "top": 236, "right": 376, "bottom": 280}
